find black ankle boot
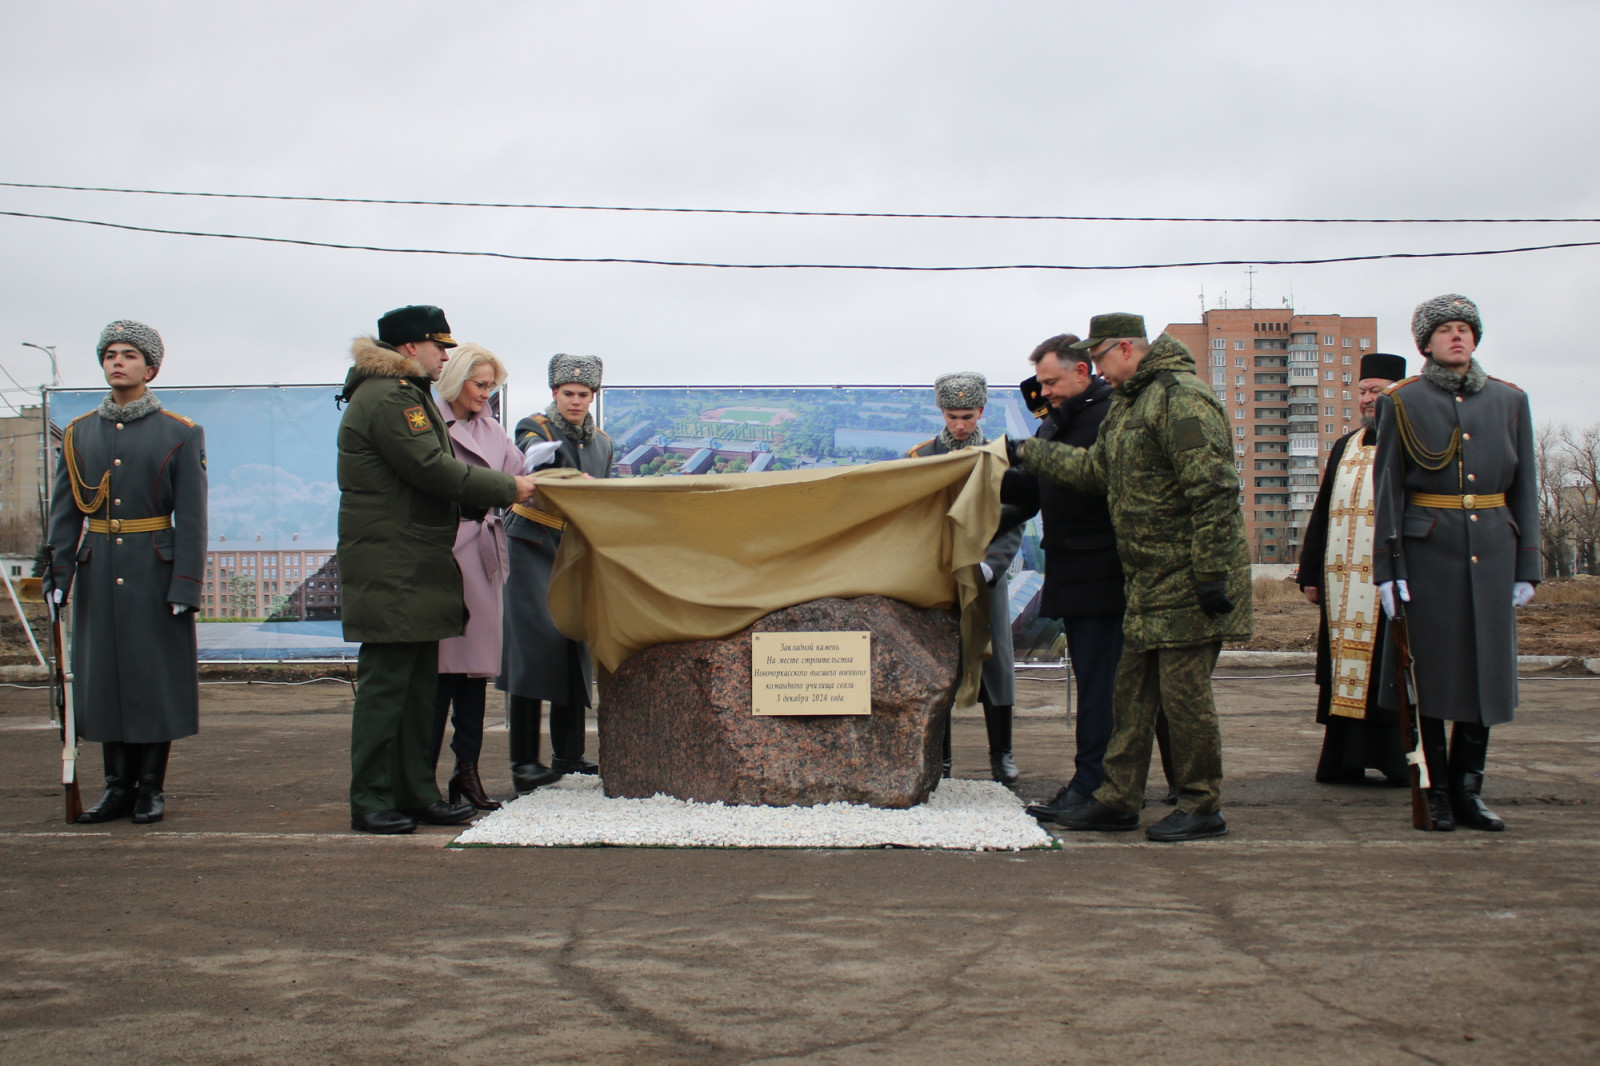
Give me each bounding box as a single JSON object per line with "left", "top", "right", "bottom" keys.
{"left": 1452, "top": 771, "right": 1505, "bottom": 831}
{"left": 1424, "top": 789, "right": 1456, "bottom": 832}
{"left": 982, "top": 703, "right": 1019, "bottom": 786}
{"left": 77, "top": 742, "right": 136, "bottom": 823}
{"left": 508, "top": 696, "right": 562, "bottom": 794}
{"left": 132, "top": 742, "right": 170, "bottom": 824}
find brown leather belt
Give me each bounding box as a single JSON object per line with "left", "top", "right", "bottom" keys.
{"left": 87, "top": 516, "right": 173, "bottom": 534}
{"left": 510, "top": 504, "right": 566, "bottom": 531}
{"left": 1409, "top": 492, "right": 1506, "bottom": 510}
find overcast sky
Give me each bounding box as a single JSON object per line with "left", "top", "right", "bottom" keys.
{"left": 3, "top": 0, "right": 1597, "bottom": 428}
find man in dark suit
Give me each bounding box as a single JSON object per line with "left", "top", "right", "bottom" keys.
{"left": 1010, "top": 335, "right": 1127, "bottom": 820}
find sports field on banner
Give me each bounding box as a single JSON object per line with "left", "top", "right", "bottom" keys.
{"left": 43, "top": 383, "right": 1052, "bottom": 661}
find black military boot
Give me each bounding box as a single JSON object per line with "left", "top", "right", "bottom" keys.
{"left": 132, "top": 741, "right": 171, "bottom": 824}
{"left": 1449, "top": 723, "right": 1504, "bottom": 831}
{"left": 77, "top": 741, "right": 136, "bottom": 823}
{"left": 983, "top": 702, "right": 1019, "bottom": 786}
{"left": 1419, "top": 718, "right": 1455, "bottom": 831}
{"left": 508, "top": 696, "right": 561, "bottom": 794}
{"left": 548, "top": 702, "right": 598, "bottom": 775}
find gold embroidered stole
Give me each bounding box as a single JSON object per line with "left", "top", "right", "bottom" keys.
{"left": 1324, "top": 440, "right": 1379, "bottom": 718}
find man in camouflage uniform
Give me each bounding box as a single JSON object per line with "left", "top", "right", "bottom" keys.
{"left": 1009, "top": 313, "right": 1252, "bottom": 841}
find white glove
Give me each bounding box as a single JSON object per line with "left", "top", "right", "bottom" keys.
{"left": 1377, "top": 579, "right": 1410, "bottom": 620}
{"left": 979, "top": 562, "right": 995, "bottom": 585}
{"left": 1513, "top": 581, "right": 1535, "bottom": 608}
{"left": 171, "top": 603, "right": 189, "bottom": 616}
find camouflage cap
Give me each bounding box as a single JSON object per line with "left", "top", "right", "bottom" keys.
{"left": 934, "top": 371, "right": 987, "bottom": 410}
{"left": 1411, "top": 293, "right": 1481, "bottom": 353}
{"left": 1068, "top": 312, "right": 1147, "bottom": 350}
{"left": 549, "top": 353, "right": 603, "bottom": 391}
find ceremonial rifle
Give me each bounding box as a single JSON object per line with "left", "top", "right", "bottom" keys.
{"left": 1386, "top": 535, "right": 1431, "bottom": 831}
{"left": 43, "top": 546, "right": 84, "bottom": 823}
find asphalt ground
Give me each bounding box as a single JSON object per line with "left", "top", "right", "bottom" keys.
{"left": 1, "top": 666, "right": 1597, "bottom": 1064}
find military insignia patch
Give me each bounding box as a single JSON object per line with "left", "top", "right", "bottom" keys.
{"left": 1172, "top": 416, "right": 1207, "bottom": 452}
{"left": 404, "top": 406, "right": 432, "bottom": 432}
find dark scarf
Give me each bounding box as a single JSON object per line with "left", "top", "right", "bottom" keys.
{"left": 97, "top": 391, "right": 163, "bottom": 423}
{"left": 544, "top": 401, "right": 596, "bottom": 444}
{"left": 1422, "top": 357, "right": 1487, "bottom": 395}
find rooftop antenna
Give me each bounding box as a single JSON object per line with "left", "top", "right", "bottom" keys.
{"left": 1199, "top": 284, "right": 1207, "bottom": 318}
{"left": 1244, "top": 265, "right": 1258, "bottom": 310}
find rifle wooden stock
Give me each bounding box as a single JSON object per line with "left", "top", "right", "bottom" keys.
{"left": 49, "top": 597, "right": 83, "bottom": 823}
{"left": 1390, "top": 603, "right": 1432, "bottom": 831}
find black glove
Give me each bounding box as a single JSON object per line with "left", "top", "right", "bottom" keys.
{"left": 1195, "top": 580, "right": 1234, "bottom": 619}
{"left": 1004, "top": 436, "right": 1026, "bottom": 467}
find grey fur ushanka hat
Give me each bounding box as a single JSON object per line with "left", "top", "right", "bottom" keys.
{"left": 934, "top": 371, "right": 987, "bottom": 410}
{"left": 549, "top": 353, "right": 603, "bottom": 390}
{"left": 96, "top": 320, "right": 164, "bottom": 370}
{"left": 1411, "top": 294, "right": 1482, "bottom": 353}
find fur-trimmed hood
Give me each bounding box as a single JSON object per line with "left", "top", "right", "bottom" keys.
{"left": 339, "top": 337, "right": 429, "bottom": 403}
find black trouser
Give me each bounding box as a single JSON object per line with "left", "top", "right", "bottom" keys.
{"left": 430, "top": 673, "right": 488, "bottom": 768}
{"left": 1063, "top": 613, "right": 1123, "bottom": 799}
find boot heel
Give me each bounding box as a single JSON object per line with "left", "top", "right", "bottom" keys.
{"left": 448, "top": 780, "right": 463, "bottom": 805}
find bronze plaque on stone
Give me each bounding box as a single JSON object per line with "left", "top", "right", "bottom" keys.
{"left": 751, "top": 631, "right": 872, "bottom": 715}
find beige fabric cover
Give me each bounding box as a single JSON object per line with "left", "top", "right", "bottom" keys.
{"left": 533, "top": 440, "right": 1008, "bottom": 706}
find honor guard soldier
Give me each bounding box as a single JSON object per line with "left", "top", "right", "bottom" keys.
{"left": 46, "top": 320, "right": 208, "bottom": 825}
{"left": 1373, "top": 295, "right": 1539, "bottom": 831}
{"left": 1009, "top": 313, "right": 1252, "bottom": 841}
{"left": 908, "top": 371, "right": 1023, "bottom": 785}
{"left": 499, "top": 354, "right": 615, "bottom": 790}
{"left": 336, "top": 305, "right": 538, "bottom": 834}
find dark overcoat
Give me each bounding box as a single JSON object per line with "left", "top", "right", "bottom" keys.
{"left": 46, "top": 397, "right": 207, "bottom": 743}
{"left": 1022, "top": 336, "right": 1252, "bottom": 652}
{"left": 908, "top": 435, "right": 1020, "bottom": 705}
{"left": 498, "top": 413, "right": 614, "bottom": 707}
{"left": 1296, "top": 427, "right": 1395, "bottom": 724}
{"left": 335, "top": 339, "right": 519, "bottom": 644}
{"left": 1372, "top": 368, "right": 1540, "bottom": 726}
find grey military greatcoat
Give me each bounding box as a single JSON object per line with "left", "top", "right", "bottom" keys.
{"left": 47, "top": 398, "right": 208, "bottom": 743}
{"left": 498, "top": 414, "right": 614, "bottom": 707}
{"left": 1372, "top": 369, "right": 1540, "bottom": 726}
{"left": 909, "top": 435, "right": 1020, "bottom": 705}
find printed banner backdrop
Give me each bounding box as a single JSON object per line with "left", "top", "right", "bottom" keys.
{"left": 45, "top": 382, "right": 1056, "bottom": 661}
{"left": 596, "top": 385, "right": 1054, "bottom": 657}
{"left": 46, "top": 385, "right": 355, "bottom": 660}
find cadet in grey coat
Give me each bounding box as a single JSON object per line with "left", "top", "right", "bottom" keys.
{"left": 47, "top": 320, "right": 207, "bottom": 825}
{"left": 1373, "top": 294, "right": 1540, "bottom": 833}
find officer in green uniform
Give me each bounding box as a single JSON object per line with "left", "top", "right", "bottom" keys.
{"left": 1009, "top": 313, "right": 1252, "bottom": 842}
{"left": 336, "top": 305, "right": 538, "bottom": 834}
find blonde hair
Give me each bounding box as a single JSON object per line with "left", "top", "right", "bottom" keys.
{"left": 436, "top": 342, "right": 508, "bottom": 403}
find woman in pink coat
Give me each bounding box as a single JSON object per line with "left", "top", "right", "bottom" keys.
{"left": 429, "top": 343, "right": 524, "bottom": 809}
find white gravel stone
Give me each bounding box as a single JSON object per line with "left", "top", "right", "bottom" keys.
{"left": 453, "top": 775, "right": 1053, "bottom": 851}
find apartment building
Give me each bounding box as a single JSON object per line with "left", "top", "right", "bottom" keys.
{"left": 201, "top": 534, "right": 341, "bottom": 620}
{"left": 1163, "top": 307, "right": 1379, "bottom": 564}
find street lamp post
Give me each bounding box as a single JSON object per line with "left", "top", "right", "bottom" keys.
{"left": 21, "top": 342, "right": 59, "bottom": 387}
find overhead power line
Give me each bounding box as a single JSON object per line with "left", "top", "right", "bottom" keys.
{"left": 3, "top": 181, "right": 1597, "bottom": 225}
{"left": 6, "top": 210, "right": 1600, "bottom": 272}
